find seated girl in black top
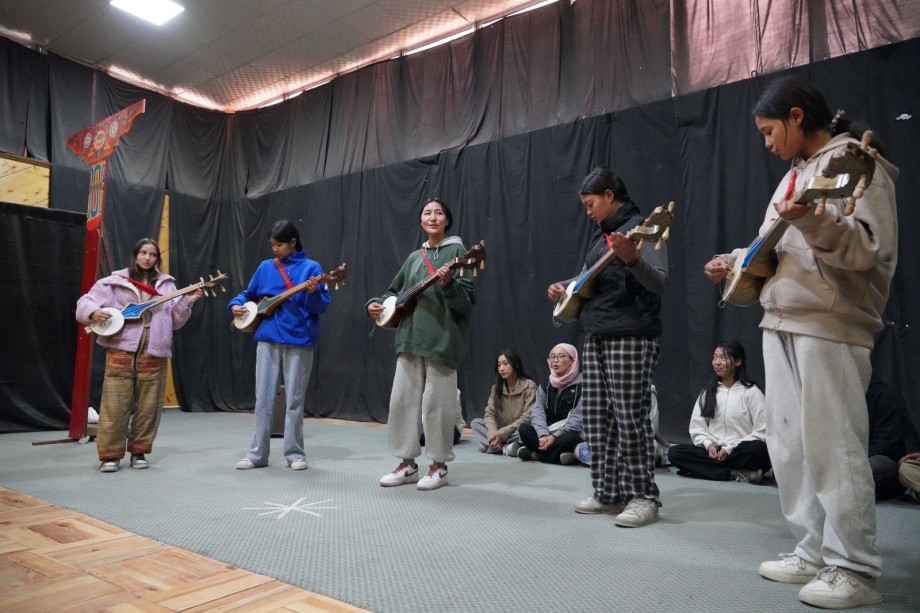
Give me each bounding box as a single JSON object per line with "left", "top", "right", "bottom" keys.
{"left": 518, "top": 343, "right": 584, "bottom": 464}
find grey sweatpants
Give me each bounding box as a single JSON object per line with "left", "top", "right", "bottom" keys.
{"left": 763, "top": 330, "right": 881, "bottom": 577}
{"left": 387, "top": 353, "right": 457, "bottom": 464}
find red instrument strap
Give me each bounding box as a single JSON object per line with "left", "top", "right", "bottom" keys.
{"left": 784, "top": 169, "right": 798, "bottom": 200}
{"left": 273, "top": 258, "right": 294, "bottom": 289}
{"left": 118, "top": 275, "right": 161, "bottom": 296}
{"left": 419, "top": 249, "right": 435, "bottom": 275}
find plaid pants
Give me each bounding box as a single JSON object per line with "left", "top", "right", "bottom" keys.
{"left": 582, "top": 334, "right": 661, "bottom": 505}
{"left": 96, "top": 329, "right": 166, "bottom": 461}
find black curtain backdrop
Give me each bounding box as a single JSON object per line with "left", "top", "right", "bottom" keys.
{"left": 0, "top": 1, "right": 918, "bottom": 441}
{"left": 0, "top": 203, "right": 83, "bottom": 432}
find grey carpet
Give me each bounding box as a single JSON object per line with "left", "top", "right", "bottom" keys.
{"left": 2, "top": 411, "right": 918, "bottom": 613}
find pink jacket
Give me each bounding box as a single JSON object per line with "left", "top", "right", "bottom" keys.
{"left": 75, "top": 269, "right": 195, "bottom": 358}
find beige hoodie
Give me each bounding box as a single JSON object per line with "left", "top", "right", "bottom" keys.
{"left": 728, "top": 134, "right": 899, "bottom": 348}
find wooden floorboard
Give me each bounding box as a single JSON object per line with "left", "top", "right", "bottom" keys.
{"left": 0, "top": 488, "right": 371, "bottom": 612}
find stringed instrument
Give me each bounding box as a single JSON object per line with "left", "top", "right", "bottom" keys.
{"left": 87, "top": 271, "right": 229, "bottom": 337}
{"left": 233, "top": 263, "right": 347, "bottom": 332}
{"left": 721, "top": 133, "right": 876, "bottom": 307}
{"left": 375, "top": 241, "right": 485, "bottom": 329}
{"left": 553, "top": 203, "right": 675, "bottom": 324}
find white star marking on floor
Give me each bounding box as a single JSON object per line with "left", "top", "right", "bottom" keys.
{"left": 243, "top": 497, "right": 338, "bottom": 519}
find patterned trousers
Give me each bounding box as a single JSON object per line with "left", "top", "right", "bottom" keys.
{"left": 96, "top": 329, "right": 166, "bottom": 461}
{"left": 582, "top": 334, "right": 661, "bottom": 505}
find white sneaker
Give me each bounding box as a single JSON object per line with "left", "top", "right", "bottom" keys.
{"left": 379, "top": 462, "right": 419, "bottom": 487}
{"left": 417, "top": 464, "right": 448, "bottom": 490}
{"left": 614, "top": 497, "right": 659, "bottom": 527}
{"left": 99, "top": 460, "right": 120, "bottom": 473}
{"left": 130, "top": 454, "right": 149, "bottom": 469}
{"left": 288, "top": 459, "right": 308, "bottom": 470}
{"left": 574, "top": 496, "right": 625, "bottom": 515}
{"left": 759, "top": 553, "right": 821, "bottom": 584}
{"left": 798, "top": 566, "right": 883, "bottom": 609}
{"left": 236, "top": 459, "right": 267, "bottom": 470}
{"left": 502, "top": 442, "right": 522, "bottom": 457}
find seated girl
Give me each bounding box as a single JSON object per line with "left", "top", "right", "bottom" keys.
{"left": 518, "top": 343, "right": 584, "bottom": 464}
{"left": 667, "top": 340, "right": 771, "bottom": 482}
{"left": 470, "top": 348, "right": 537, "bottom": 456}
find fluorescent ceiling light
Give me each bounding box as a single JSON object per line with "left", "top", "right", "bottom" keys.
{"left": 110, "top": 0, "right": 184, "bottom": 26}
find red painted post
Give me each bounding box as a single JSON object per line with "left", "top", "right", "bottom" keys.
{"left": 65, "top": 100, "right": 146, "bottom": 440}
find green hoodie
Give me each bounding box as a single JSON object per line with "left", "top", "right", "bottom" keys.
{"left": 367, "top": 236, "right": 477, "bottom": 369}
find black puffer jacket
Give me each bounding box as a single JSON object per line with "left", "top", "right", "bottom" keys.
{"left": 579, "top": 202, "right": 668, "bottom": 338}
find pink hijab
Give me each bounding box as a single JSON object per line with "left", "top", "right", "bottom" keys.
{"left": 548, "top": 343, "right": 579, "bottom": 389}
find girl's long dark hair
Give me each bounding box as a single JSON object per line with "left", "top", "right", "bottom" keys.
{"left": 269, "top": 219, "right": 303, "bottom": 251}
{"left": 752, "top": 75, "right": 881, "bottom": 152}
{"left": 492, "top": 348, "right": 533, "bottom": 409}
{"left": 128, "top": 238, "right": 161, "bottom": 282}
{"left": 697, "top": 340, "right": 761, "bottom": 421}
{"left": 579, "top": 167, "right": 633, "bottom": 205}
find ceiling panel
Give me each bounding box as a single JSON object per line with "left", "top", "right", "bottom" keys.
{"left": 0, "top": 0, "right": 554, "bottom": 110}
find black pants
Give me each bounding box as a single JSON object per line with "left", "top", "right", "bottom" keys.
{"left": 518, "top": 424, "right": 583, "bottom": 464}
{"left": 667, "top": 439, "right": 771, "bottom": 481}
{"left": 869, "top": 454, "right": 902, "bottom": 499}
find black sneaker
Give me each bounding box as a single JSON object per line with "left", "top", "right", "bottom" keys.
{"left": 517, "top": 447, "right": 536, "bottom": 461}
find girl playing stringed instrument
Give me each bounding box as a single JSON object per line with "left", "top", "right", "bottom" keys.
{"left": 703, "top": 76, "right": 898, "bottom": 609}
{"left": 228, "top": 220, "right": 330, "bottom": 471}
{"left": 366, "top": 198, "right": 477, "bottom": 491}
{"left": 76, "top": 238, "right": 203, "bottom": 472}
{"left": 547, "top": 167, "right": 669, "bottom": 527}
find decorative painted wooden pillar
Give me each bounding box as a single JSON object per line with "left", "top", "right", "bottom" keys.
{"left": 65, "top": 100, "right": 146, "bottom": 440}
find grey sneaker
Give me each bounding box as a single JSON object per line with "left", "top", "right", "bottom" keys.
{"left": 731, "top": 468, "right": 763, "bottom": 483}
{"left": 614, "top": 497, "right": 659, "bottom": 528}
{"left": 574, "top": 496, "right": 625, "bottom": 515}
{"left": 99, "top": 460, "right": 120, "bottom": 473}
{"left": 759, "top": 553, "right": 821, "bottom": 584}
{"left": 798, "top": 566, "right": 883, "bottom": 609}
{"left": 379, "top": 462, "right": 419, "bottom": 487}
{"left": 559, "top": 452, "right": 577, "bottom": 465}
{"left": 417, "top": 464, "right": 448, "bottom": 490}
{"left": 288, "top": 459, "right": 308, "bottom": 470}
{"left": 130, "top": 454, "right": 149, "bottom": 469}
{"left": 502, "top": 442, "right": 522, "bottom": 457}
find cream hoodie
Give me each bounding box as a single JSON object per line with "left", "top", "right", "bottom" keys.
{"left": 725, "top": 134, "right": 898, "bottom": 348}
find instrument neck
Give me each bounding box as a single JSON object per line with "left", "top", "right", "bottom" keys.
{"left": 396, "top": 260, "right": 456, "bottom": 304}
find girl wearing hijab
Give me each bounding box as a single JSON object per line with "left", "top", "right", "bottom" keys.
{"left": 517, "top": 343, "right": 584, "bottom": 464}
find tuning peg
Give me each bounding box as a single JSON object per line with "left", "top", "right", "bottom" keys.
{"left": 815, "top": 196, "right": 827, "bottom": 217}
{"left": 472, "top": 268, "right": 478, "bottom": 278}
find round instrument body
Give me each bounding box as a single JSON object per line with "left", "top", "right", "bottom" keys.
{"left": 375, "top": 295, "right": 399, "bottom": 328}
{"left": 552, "top": 281, "right": 579, "bottom": 322}
{"left": 721, "top": 252, "right": 766, "bottom": 307}
{"left": 232, "top": 302, "right": 259, "bottom": 331}
{"left": 89, "top": 307, "right": 125, "bottom": 337}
